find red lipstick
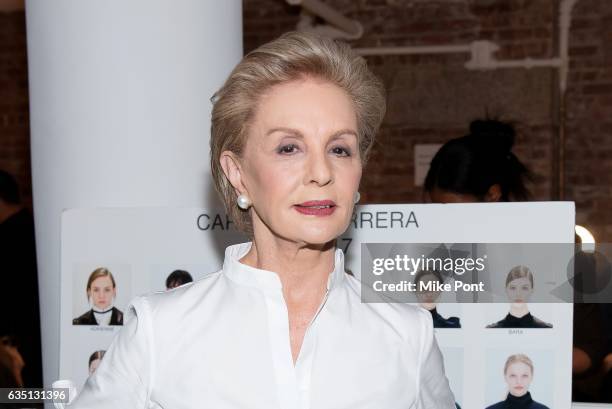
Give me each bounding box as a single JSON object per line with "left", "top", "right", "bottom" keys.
{"left": 294, "top": 200, "right": 336, "bottom": 216}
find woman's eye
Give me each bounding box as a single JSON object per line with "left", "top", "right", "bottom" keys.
{"left": 278, "top": 144, "right": 298, "bottom": 154}
{"left": 331, "top": 146, "right": 351, "bottom": 157}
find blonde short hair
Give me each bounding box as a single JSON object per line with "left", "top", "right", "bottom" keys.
{"left": 210, "top": 31, "right": 386, "bottom": 233}
{"left": 504, "top": 354, "right": 534, "bottom": 375}
{"left": 505, "top": 265, "right": 534, "bottom": 288}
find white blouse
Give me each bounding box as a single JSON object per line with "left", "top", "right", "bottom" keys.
{"left": 93, "top": 310, "right": 112, "bottom": 326}
{"left": 71, "top": 242, "right": 456, "bottom": 409}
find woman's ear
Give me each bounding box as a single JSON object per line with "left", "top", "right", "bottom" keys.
{"left": 485, "top": 184, "right": 502, "bottom": 202}
{"left": 220, "top": 151, "right": 247, "bottom": 196}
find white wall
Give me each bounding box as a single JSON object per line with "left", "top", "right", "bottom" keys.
{"left": 25, "top": 0, "right": 242, "bottom": 387}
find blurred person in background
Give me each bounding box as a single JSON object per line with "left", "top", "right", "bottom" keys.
{"left": 0, "top": 170, "right": 42, "bottom": 387}
{"left": 424, "top": 119, "right": 532, "bottom": 204}
{"left": 423, "top": 119, "right": 608, "bottom": 401}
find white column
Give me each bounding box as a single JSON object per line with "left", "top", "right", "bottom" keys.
{"left": 25, "top": 0, "right": 242, "bottom": 386}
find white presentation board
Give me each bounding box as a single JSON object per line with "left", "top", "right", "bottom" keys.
{"left": 60, "top": 202, "right": 575, "bottom": 408}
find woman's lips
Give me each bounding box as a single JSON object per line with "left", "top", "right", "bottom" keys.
{"left": 294, "top": 200, "right": 336, "bottom": 216}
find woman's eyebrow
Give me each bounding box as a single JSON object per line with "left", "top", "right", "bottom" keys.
{"left": 330, "top": 129, "right": 358, "bottom": 138}
{"left": 266, "top": 127, "right": 303, "bottom": 137}
{"left": 329, "top": 129, "right": 358, "bottom": 141}
{"left": 265, "top": 127, "right": 358, "bottom": 143}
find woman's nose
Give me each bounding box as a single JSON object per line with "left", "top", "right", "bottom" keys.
{"left": 304, "top": 150, "right": 333, "bottom": 186}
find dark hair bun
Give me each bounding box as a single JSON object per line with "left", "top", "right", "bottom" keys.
{"left": 468, "top": 119, "right": 515, "bottom": 154}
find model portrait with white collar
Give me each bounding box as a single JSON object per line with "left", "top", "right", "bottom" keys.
{"left": 72, "top": 268, "right": 123, "bottom": 326}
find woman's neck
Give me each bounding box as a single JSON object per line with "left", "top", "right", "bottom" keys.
{"left": 241, "top": 234, "right": 336, "bottom": 301}
{"left": 509, "top": 302, "right": 529, "bottom": 318}
{"left": 420, "top": 302, "right": 436, "bottom": 311}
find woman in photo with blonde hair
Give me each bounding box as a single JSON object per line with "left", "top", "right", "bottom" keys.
{"left": 486, "top": 354, "right": 549, "bottom": 409}
{"left": 72, "top": 268, "right": 123, "bottom": 326}
{"left": 72, "top": 31, "right": 455, "bottom": 408}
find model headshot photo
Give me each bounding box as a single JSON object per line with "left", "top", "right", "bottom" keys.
{"left": 486, "top": 354, "right": 550, "bottom": 409}
{"left": 165, "top": 269, "right": 193, "bottom": 290}
{"left": 414, "top": 269, "right": 461, "bottom": 328}
{"left": 487, "top": 266, "right": 552, "bottom": 329}
{"left": 88, "top": 350, "right": 106, "bottom": 375}
{"left": 72, "top": 267, "right": 124, "bottom": 326}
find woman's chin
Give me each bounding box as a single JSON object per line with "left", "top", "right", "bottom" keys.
{"left": 300, "top": 235, "right": 338, "bottom": 247}
{"left": 510, "top": 389, "right": 527, "bottom": 397}
{"left": 288, "top": 225, "right": 345, "bottom": 246}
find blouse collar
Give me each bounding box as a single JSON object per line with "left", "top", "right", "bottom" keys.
{"left": 505, "top": 312, "right": 534, "bottom": 324}
{"left": 223, "top": 242, "right": 346, "bottom": 293}
{"left": 505, "top": 391, "right": 533, "bottom": 407}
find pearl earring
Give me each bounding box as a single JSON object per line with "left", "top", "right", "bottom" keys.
{"left": 237, "top": 194, "right": 251, "bottom": 210}
{"left": 353, "top": 191, "right": 361, "bottom": 204}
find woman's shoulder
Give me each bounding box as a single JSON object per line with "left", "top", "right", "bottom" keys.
{"left": 141, "top": 269, "right": 224, "bottom": 315}
{"left": 531, "top": 400, "right": 550, "bottom": 409}
{"left": 110, "top": 307, "right": 124, "bottom": 325}
{"left": 434, "top": 314, "right": 461, "bottom": 328}
{"left": 72, "top": 309, "right": 95, "bottom": 325}
{"left": 486, "top": 320, "right": 505, "bottom": 328}
{"left": 531, "top": 315, "right": 553, "bottom": 328}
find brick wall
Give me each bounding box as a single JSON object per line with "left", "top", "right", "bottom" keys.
{"left": 243, "top": 0, "right": 612, "bottom": 241}
{"left": 1, "top": 1, "right": 611, "bottom": 239}
{"left": 566, "top": 0, "right": 612, "bottom": 241}
{"left": 0, "top": 11, "right": 31, "bottom": 207}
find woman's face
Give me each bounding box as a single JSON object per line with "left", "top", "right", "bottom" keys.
{"left": 224, "top": 77, "right": 362, "bottom": 245}
{"left": 88, "top": 276, "right": 115, "bottom": 310}
{"left": 416, "top": 274, "right": 441, "bottom": 305}
{"left": 505, "top": 277, "right": 533, "bottom": 304}
{"left": 89, "top": 358, "right": 101, "bottom": 375}
{"left": 504, "top": 362, "right": 533, "bottom": 397}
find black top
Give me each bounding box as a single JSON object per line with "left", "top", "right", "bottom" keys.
{"left": 485, "top": 392, "right": 549, "bottom": 409}
{"left": 0, "top": 208, "right": 42, "bottom": 387}
{"left": 429, "top": 308, "right": 461, "bottom": 328}
{"left": 487, "top": 312, "right": 552, "bottom": 328}
{"left": 72, "top": 307, "right": 124, "bottom": 326}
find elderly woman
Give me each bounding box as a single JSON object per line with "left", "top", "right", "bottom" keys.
{"left": 71, "top": 32, "right": 454, "bottom": 408}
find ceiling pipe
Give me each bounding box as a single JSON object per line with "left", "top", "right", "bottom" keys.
{"left": 286, "top": 0, "right": 363, "bottom": 39}
{"left": 284, "top": 0, "right": 576, "bottom": 75}
{"left": 354, "top": 44, "right": 471, "bottom": 56}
